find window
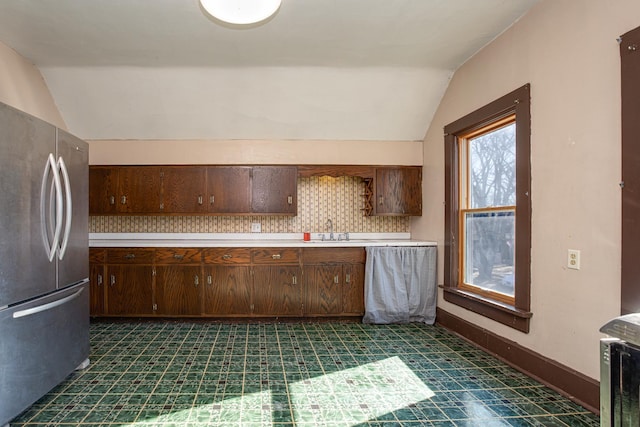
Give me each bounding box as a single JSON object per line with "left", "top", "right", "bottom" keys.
{"left": 443, "top": 84, "right": 532, "bottom": 333}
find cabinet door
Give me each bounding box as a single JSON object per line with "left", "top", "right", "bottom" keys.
{"left": 105, "top": 265, "right": 154, "bottom": 315}
{"left": 342, "top": 263, "right": 365, "bottom": 315}
{"left": 203, "top": 265, "right": 252, "bottom": 315}
{"left": 375, "top": 167, "right": 422, "bottom": 215}
{"left": 161, "top": 166, "right": 207, "bottom": 213}
{"left": 251, "top": 166, "right": 297, "bottom": 215}
{"left": 89, "top": 263, "right": 105, "bottom": 316}
{"left": 207, "top": 166, "right": 251, "bottom": 213}
{"left": 252, "top": 265, "right": 302, "bottom": 316}
{"left": 155, "top": 265, "right": 202, "bottom": 315}
{"left": 305, "top": 265, "right": 343, "bottom": 315}
{"left": 89, "top": 167, "right": 118, "bottom": 214}
{"left": 117, "top": 166, "right": 162, "bottom": 213}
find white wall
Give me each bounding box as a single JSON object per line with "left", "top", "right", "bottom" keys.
{"left": 87, "top": 139, "right": 423, "bottom": 165}
{"left": 414, "top": 0, "right": 640, "bottom": 380}
{"left": 0, "top": 41, "right": 65, "bottom": 128}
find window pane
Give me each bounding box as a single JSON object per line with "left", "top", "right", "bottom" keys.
{"left": 469, "top": 123, "right": 516, "bottom": 208}
{"left": 463, "top": 210, "right": 515, "bottom": 297}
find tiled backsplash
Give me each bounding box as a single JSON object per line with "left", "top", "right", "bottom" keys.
{"left": 89, "top": 176, "right": 411, "bottom": 234}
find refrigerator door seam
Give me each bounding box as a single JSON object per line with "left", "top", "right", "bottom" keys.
{"left": 40, "top": 153, "right": 63, "bottom": 262}
{"left": 57, "top": 156, "right": 72, "bottom": 259}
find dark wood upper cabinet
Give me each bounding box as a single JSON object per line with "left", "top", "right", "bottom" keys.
{"left": 251, "top": 166, "right": 297, "bottom": 215}
{"left": 374, "top": 167, "right": 422, "bottom": 216}
{"left": 161, "top": 166, "right": 207, "bottom": 213}
{"left": 89, "top": 166, "right": 162, "bottom": 214}
{"left": 89, "top": 167, "right": 118, "bottom": 214}
{"left": 207, "top": 166, "right": 252, "bottom": 214}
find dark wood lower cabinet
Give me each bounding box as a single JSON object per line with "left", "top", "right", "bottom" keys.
{"left": 89, "top": 246, "right": 365, "bottom": 318}
{"left": 253, "top": 265, "right": 302, "bottom": 316}
{"left": 155, "top": 265, "right": 202, "bottom": 315}
{"left": 105, "top": 264, "right": 154, "bottom": 315}
{"left": 203, "top": 265, "right": 252, "bottom": 315}
{"left": 303, "top": 247, "right": 366, "bottom": 316}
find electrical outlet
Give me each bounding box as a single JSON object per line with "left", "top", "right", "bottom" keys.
{"left": 251, "top": 222, "right": 261, "bottom": 233}
{"left": 567, "top": 249, "right": 580, "bottom": 270}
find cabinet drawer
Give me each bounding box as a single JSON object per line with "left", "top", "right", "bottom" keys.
{"left": 106, "top": 248, "right": 154, "bottom": 264}
{"left": 252, "top": 248, "right": 300, "bottom": 264}
{"left": 89, "top": 248, "right": 106, "bottom": 263}
{"left": 203, "top": 248, "right": 251, "bottom": 264}
{"left": 155, "top": 248, "right": 202, "bottom": 264}
{"left": 302, "top": 247, "right": 366, "bottom": 264}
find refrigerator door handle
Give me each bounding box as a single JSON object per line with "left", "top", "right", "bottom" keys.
{"left": 57, "top": 156, "right": 72, "bottom": 259}
{"left": 12, "top": 286, "right": 84, "bottom": 319}
{"left": 40, "top": 153, "right": 63, "bottom": 262}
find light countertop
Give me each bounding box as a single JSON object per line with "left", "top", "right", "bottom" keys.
{"left": 89, "top": 233, "right": 437, "bottom": 248}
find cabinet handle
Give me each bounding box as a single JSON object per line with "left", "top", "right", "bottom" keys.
{"left": 153, "top": 303, "right": 158, "bottom": 311}
{"left": 287, "top": 195, "right": 293, "bottom": 205}
{"left": 109, "top": 195, "right": 115, "bottom": 205}
{"left": 110, "top": 274, "right": 116, "bottom": 286}
{"left": 198, "top": 195, "right": 203, "bottom": 205}
{"left": 222, "top": 254, "right": 232, "bottom": 260}
{"left": 334, "top": 275, "right": 339, "bottom": 284}
{"left": 207, "top": 275, "right": 212, "bottom": 285}
{"left": 272, "top": 254, "right": 281, "bottom": 260}
{"left": 292, "top": 275, "right": 297, "bottom": 285}
{"left": 159, "top": 202, "right": 164, "bottom": 210}
{"left": 345, "top": 273, "right": 351, "bottom": 284}
{"left": 124, "top": 253, "right": 136, "bottom": 259}
{"left": 194, "top": 275, "right": 199, "bottom": 287}
{"left": 121, "top": 195, "right": 127, "bottom": 205}
{"left": 210, "top": 195, "right": 215, "bottom": 205}
{"left": 173, "top": 254, "right": 184, "bottom": 260}
{"left": 97, "top": 274, "right": 103, "bottom": 286}
{"left": 379, "top": 195, "right": 384, "bottom": 205}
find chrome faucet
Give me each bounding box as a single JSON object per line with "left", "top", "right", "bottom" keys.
{"left": 326, "top": 219, "right": 334, "bottom": 241}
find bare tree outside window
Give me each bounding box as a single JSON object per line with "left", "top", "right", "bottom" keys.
{"left": 462, "top": 122, "right": 516, "bottom": 297}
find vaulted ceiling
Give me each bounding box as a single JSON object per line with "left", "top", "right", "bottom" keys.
{"left": 0, "top": 0, "right": 537, "bottom": 141}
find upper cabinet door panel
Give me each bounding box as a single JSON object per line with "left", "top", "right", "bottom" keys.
{"left": 251, "top": 166, "right": 297, "bottom": 215}
{"left": 375, "top": 167, "right": 422, "bottom": 216}
{"left": 161, "top": 166, "right": 207, "bottom": 213}
{"left": 89, "top": 167, "right": 118, "bottom": 215}
{"left": 117, "top": 166, "right": 162, "bottom": 213}
{"left": 207, "top": 166, "right": 251, "bottom": 214}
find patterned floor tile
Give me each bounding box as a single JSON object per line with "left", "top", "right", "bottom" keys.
{"left": 8, "top": 321, "right": 599, "bottom": 427}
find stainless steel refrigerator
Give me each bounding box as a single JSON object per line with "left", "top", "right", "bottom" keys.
{"left": 0, "top": 102, "right": 89, "bottom": 426}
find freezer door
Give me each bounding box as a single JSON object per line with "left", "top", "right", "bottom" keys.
{"left": 0, "top": 281, "right": 90, "bottom": 426}
{"left": 56, "top": 129, "right": 89, "bottom": 289}
{"left": 0, "top": 103, "right": 57, "bottom": 307}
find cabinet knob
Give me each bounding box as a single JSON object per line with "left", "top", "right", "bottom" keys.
{"left": 207, "top": 275, "right": 212, "bottom": 285}
{"left": 194, "top": 275, "right": 199, "bottom": 287}
{"left": 124, "top": 253, "right": 136, "bottom": 259}
{"left": 379, "top": 196, "right": 384, "bottom": 205}
{"left": 222, "top": 254, "right": 232, "bottom": 260}
{"left": 121, "top": 195, "right": 127, "bottom": 205}
{"left": 272, "top": 254, "right": 281, "bottom": 260}
{"left": 287, "top": 195, "right": 293, "bottom": 205}
{"left": 334, "top": 275, "right": 339, "bottom": 284}
{"left": 109, "top": 195, "right": 115, "bottom": 205}
{"left": 292, "top": 275, "right": 297, "bottom": 285}
{"left": 173, "top": 254, "right": 184, "bottom": 260}
{"left": 210, "top": 195, "right": 215, "bottom": 205}
{"left": 345, "top": 273, "right": 351, "bottom": 284}
{"left": 198, "top": 195, "right": 203, "bottom": 205}
{"left": 110, "top": 275, "right": 116, "bottom": 286}
{"left": 97, "top": 274, "right": 103, "bottom": 286}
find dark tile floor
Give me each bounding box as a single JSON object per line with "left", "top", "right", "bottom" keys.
{"left": 11, "top": 321, "right": 599, "bottom": 426}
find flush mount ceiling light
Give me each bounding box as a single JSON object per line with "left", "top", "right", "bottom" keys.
{"left": 200, "top": 0, "right": 282, "bottom": 25}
